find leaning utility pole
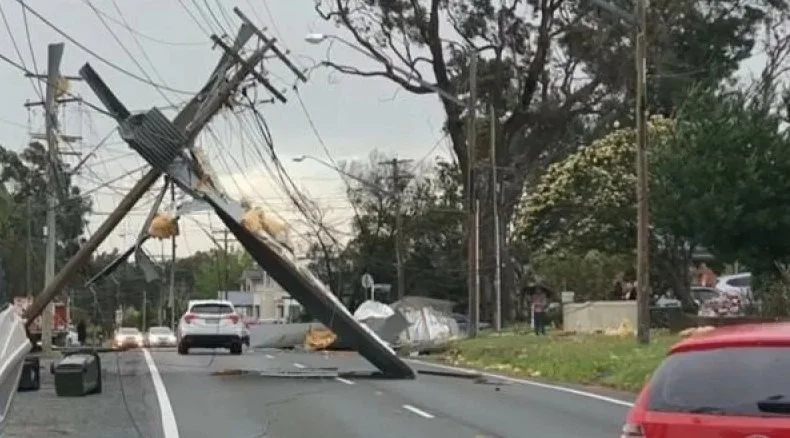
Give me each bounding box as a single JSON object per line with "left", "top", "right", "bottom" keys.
{"left": 634, "top": 0, "right": 650, "bottom": 344}
{"left": 24, "top": 21, "right": 284, "bottom": 327}
{"left": 490, "top": 104, "right": 502, "bottom": 332}
{"left": 28, "top": 43, "right": 83, "bottom": 353}
{"left": 467, "top": 54, "right": 480, "bottom": 338}
{"left": 378, "top": 157, "right": 413, "bottom": 300}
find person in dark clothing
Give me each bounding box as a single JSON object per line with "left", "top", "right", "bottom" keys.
{"left": 532, "top": 290, "right": 548, "bottom": 336}
{"left": 76, "top": 320, "right": 87, "bottom": 346}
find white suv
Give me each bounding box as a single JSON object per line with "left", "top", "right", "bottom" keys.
{"left": 176, "top": 300, "right": 244, "bottom": 355}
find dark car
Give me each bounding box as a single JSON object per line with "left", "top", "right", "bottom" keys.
{"left": 452, "top": 313, "right": 491, "bottom": 332}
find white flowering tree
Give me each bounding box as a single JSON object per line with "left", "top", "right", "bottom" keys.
{"left": 515, "top": 85, "right": 790, "bottom": 309}
{"left": 513, "top": 117, "right": 702, "bottom": 305}
{"left": 515, "top": 118, "right": 675, "bottom": 253}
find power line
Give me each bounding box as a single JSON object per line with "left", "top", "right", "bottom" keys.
{"left": 176, "top": 0, "right": 212, "bottom": 36}
{"left": 82, "top": 0, "right": 176, "bottom": 106}
{"left": 20, "top": 3, "right": 44, "bottom": 98}
{"left": 0, "top": 49, "right": 120, "bottom": 119}
{"left": 14, "top": 0, "right": 195, "bottom": 95}
{"left": 84, "top": 2, "right": 207, "bottom": 47}
{"left": 202, "top": 0, "right": 231, "bottom": 35}
{"left": 292, "top": 87, "right": 364, "bottom": 227}
{"left": 0, "top": 1, "right": 42, "bottom": 99}
{"left": 190, "top": 0, "right": 222, "bottom": 35}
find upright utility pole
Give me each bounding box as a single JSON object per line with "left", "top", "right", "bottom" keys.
{"left": 28, "top": 43, "right": 86, "bottom": 353}
{"left": 42, "top": 44, "right": 61, "bottom": 354}
{"left": 490, "top": 104, "right": 502, "bottom": 332}
{"left": 212, "top": 228, "right": 235, "bottom": 291}
{"left": 25, "top": 198, "right": 32, "bottom": 298}
{"left": 634, "top": 0, "right": 650, "bottom": 344}
{"left": 378, "top": 157, "right": 413, "bottom": 300}
{"left": 24, "top": 21, "right": 286, "bottom": 327}
{"left": 467, "top": 54, "right": 480, "bottom": 338}
{"left": 169, "top": 179, "right": 177, "bottom": 329}
{"left": 141, "top": 287, "right": 147, "bottom": 331}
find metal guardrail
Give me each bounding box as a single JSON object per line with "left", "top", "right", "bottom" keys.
{"left": 0, "top": 306, "right": 33, "bottom": 438}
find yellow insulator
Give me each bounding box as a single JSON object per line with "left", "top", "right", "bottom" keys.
{"left": 148, "top": 212, "right": 180, "bottom": 239}
{"left": 55, "top": 76, "right": 70, "bottom": 98}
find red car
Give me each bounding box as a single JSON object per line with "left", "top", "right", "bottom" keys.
{"left": 624, "top": 323, "right": 790, "bottom": 438}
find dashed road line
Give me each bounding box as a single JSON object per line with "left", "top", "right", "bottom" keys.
{"left": 264, "top": 354, "right": 274, "bottom": 359}
{"left": 334, "top": 377, "right": 355, "bottom": 385}
{"left": 293, "top": 362, "right": 306, "bottom": 369}
{"left": 402, "top": 404, "right": 435, "bottom": 419}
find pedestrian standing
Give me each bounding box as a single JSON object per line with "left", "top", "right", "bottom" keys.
{"left": 532, "top": 290, "right": 548, "bottom": 336}
{"left": 698, "top": 262, "right": 717, "bottom": 287}
{"left": 76, "top": 319, "right": 87, "bottom": 346}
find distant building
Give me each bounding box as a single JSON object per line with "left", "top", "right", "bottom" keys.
{"left": 218, "top": 266, "right": 303, "bottom": 322}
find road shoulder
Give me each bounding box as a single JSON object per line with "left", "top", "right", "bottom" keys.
{"left": 409, "top": 357, "right": 637, "bottom": 405}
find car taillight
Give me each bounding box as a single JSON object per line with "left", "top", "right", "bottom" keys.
{"left": 621, "top": 423, "right": 645, "bottom": 438}
{"left": 184, "top": 313, "right": 197, "bottom": 324}
{"left": 227, "top": 314, "right": 239, "bottom": 324}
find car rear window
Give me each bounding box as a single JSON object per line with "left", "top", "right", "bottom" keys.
{"left": 149, "top": 327, "right": 171, "bottom": 334}
{"left": 119, "top": 328, "right": 139, "bottom": 334}
{"left": 190, "top": 303, "right": 233, "bottom": 314}
{"left": 727, "top": 276, "right": 751, "bottom": 288}
{"left": 648, "top": 346, "right": 790, "bottom": 416}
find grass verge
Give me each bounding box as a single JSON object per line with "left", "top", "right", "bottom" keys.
{"left": 433, "top": 330, "right": 681, "bottom": 393}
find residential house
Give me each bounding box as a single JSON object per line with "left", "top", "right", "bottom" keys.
{"left": 223, "top": 266, "right": 302, "bottom": 322}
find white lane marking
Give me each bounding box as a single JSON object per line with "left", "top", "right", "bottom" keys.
{"left": 408, "top": 359, "right": 634, "bottom": 408}
{"left": 293, "top": 362, "right": 306, "bottom": 369}
{"left": 402, "top": 404, "right": 435, "bottom": 419}
{"left": 335, "top": 377, "right": 355, "bottom": 385}
{"left": 265, "top": 354, "right": 274, "bottom": 359}
{"left": 142, "top": 349, "right": 180, "bottom": 438}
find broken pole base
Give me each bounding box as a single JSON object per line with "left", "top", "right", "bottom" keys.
{"left": 211, "top": 204, "right": 416, "bottom": 379}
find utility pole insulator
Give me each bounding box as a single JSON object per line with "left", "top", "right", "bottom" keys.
{"left": 25, "top": 21, "right": 283, "bottom": 327}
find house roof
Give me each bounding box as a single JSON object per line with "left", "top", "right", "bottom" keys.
{"left": 217, "top": 290, "right": 254, "bottom": 306}
{"left": 240, "top": 267, "right": 265, "bottom": 282}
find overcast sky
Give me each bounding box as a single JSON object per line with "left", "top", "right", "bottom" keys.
{"left": 0, "top": 0, "right": 769, "bottom": 264}
{"left": 0, "top": 0, "right": 451, "bottom": 260}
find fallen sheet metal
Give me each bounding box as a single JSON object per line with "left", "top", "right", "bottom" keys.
{"left": 211, "top": 367, "right": 340, "bottom": 379}
{"left": 211, "top": 205, "right": 414, "bottom": 378}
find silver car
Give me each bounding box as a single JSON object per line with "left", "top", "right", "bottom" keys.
{"left": 145, "top": 326, "right": 177, "bottom": 348}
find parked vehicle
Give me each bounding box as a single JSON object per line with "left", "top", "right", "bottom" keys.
{"left": 12, "top": 296, "right": 70, "bottom": 347}
{"left": 623, "top": 322, "right": 790, "bottom": 437}
{"left": 452, "top": 313, "right": 491, "bottom": 332}
{"left": 112, "top": 327, "right": 143, "bottom": 349}
{"left": 145, "top": 326, "right": 177, "bottom": 348}
{"left": 715, "top": 272, "right": 752, "bottom": 300}
{"left": 176, "top": 299, "right": 244, "bottom": 355}
{"left": 689, "top": 286, "right": 721, "bottom": 305}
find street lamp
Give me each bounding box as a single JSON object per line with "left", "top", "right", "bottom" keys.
{"left": 306, "top": 32, "right": 482, "bottom": 337}
{"left": 292, "top": 155, "right": 394, "bottom": 195}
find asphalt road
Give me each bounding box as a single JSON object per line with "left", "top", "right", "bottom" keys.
{"left": 5, "top": 344, "right": 630, "bottom": 438}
